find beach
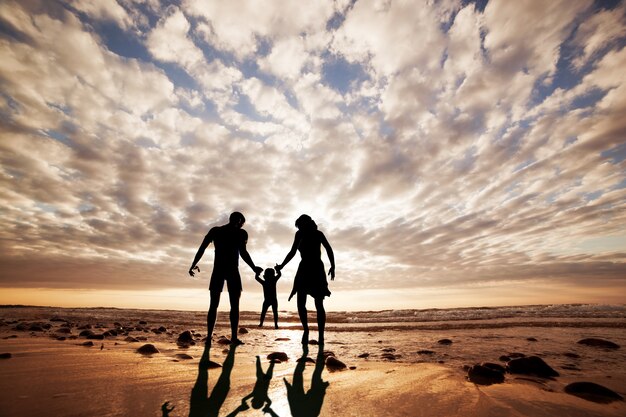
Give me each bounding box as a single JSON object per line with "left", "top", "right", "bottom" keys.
{"left": 1, "top": 305, "right": 625, "bottom": 416}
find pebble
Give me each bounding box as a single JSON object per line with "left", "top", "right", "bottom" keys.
{"left": 467, "top": 364, "right": 505, "bottom": 385}
{"left": 326, "top": 356, "right": 347, "bottom": 371}
{"left": 136, "top": 344, "right": 159, "bottom": 355}
{"left": 0, "top": 353, "right": 11, "bottom": 359}
{"left": 438, "top": 339, "right": 453, "bottom": 345}
{"left": 267, "top": 352, "right": 288, "bottom": 362}
{"left": 564, "top": 382, "right": 624, "bottom": 403}
{"left": 357, "top": 353, "right": 370, "bottom": 358}
{"left": 507, "top": 356, "right": 559, "bottom": 378}
{"left": 577, "top": 338, "right": 620, "bottom": 349}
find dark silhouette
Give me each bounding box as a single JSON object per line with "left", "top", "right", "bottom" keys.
{"left": 226, "top": 356, "right": 279, "bottom": 416}
{"left": 276, "top": 214, "right": 335, "bottom": 345}
{"left": 188, "top": 344, "right": 238, "bottom": 417}
{"left": 255, "top": 267, "right": 282, "bottom": 328}
{"left": 189, "top": 212, "right": 263, "bottom": 345}
{"left": 284, "top": 345, "right": 329, "bottom": 417}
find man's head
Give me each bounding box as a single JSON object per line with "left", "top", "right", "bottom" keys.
{"left": 229, "top": 211, "right": 246, "bottom": 228}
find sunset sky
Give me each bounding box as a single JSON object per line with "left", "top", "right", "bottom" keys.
{"left": 1, "top": 0, "right": 625, "bottom": 312}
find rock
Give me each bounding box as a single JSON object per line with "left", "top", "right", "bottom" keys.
{"left": 82, "top": 341, "right": 94, "bottom": 347}
{"left": 267, "top": 352, "right": 289, "bottom": 362}
{"left": 561, "top": 365, "right": 581, "bottom": 371}
{"left": 177, "top": 331, "right": 195, "bottom": 345}
{"left": 56, "top": 337, "right": 66, "bottom": 341}
{"left": 325, "top": 356, "right": 347, "bottom": 371}
{"left": 103, "top": 329, "right": 118, "bottom": 337}
{"left": 0, "top": 353, "right": 12, "bottom": 359}
{"left": 13, "top": 323, "right": 28, "bottom": 331}
{"left": 438, "top": 339, "right": 453, "bottom": 345}
{"left": 124, "top": 336, "right": 139, "bottom": 343}
{"left": 3, "top": 335, "right": 18, "bottom": 339}
{"left": 158, "top": 326, "right": 167, "bottom": 332}
{"left": 87, "top": 334, "right": 105, "bottom": 340}
{"left": 563, "top": 352, "right": 580, "bottom": 359}
{"left": 238, "top": 327, "right": 248, "bottom": 334}
{"left": 139, "top": 320, "right": 148, "bottom": 325}
{"left": 308, "top": 339, "right": 319, "bottom": 345}
{"left": 50, "top": 317, "right": 66, "bottom": 322}
{"left": 275, "top": 337, "right": 290, "bottom": 341}
{"left": 137, "top": 344, "right": 159, "bottom": 355}
{"left": 28, "top": 324, "right": 45, "bottom": 332}
{"left": 381, "top": 353, "right": 398, "bottom": 360}
{"left": 526, "top": 337, "right": 537, "bottom": 342}
{"left": 56, "top": 328, "right": 71, "bottom": 334}
{"left": 296, "top": 357, "right": 316, "bottom": 364}
{"left": 77, "top": 324, "right": 91, "bottom": 330}
{"left": 499, "top": 355, "right": 511, "bottom": 362}
{"left": 467, "top": 364, "right": 505, "bottom": 385}
{"left": 216, "top": 336, "right": 231, "bottom": 345}
{"left": 79, "top": 330, "right": 95, "bottom": 337}
{"left": 507, "top": 356, "right": 559, "bottom": 378}
{"left": 382, "top": 348, "right": 396, "bottom": 352}
{"left": 357, "top": 353, "right": 370, "bottom": 358}
{"left": 349, "top": 366, "right": 357, "bottom": 370}
{"left": 175, "top": 353, "right": 193, "bottom": 360}
{"left": 577, "top": 338, "right": 620, "bottom": 349}
{"left": 508, "top": 352, "right": 525, "bottom": 358}
{"left": 417, "top": 350, "right": 435, "bottom": 355}
{"left": 481, "top": 362, "right": 506, "bottom": 373}
{"left": 565, "top": 382, "right": 624, "bottom": 403}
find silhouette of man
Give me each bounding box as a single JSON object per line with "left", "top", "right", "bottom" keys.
{"left": 189, "top": 212, "right": 262, "bottom": 345}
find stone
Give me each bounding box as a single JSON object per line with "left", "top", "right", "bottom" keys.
{"left": 481, "top": 362, "right": 506, "bottom": 374}
{"left": 437, "top": 339, "right": 453, "bottom": 345}
{"left": 506, "top": 356, "right": 559, "bottom": 378}
{"left": 357, "top": 353, "right": 370, "bottom": 358}
{"left": 417, "top": 350, "right": 435, "bottom": 355}
{"left": 28, "top": 324, "right": 45, "bottom": 332}
{"left": 325, "top": 356, "right": 347, "bottom": 371}
{"left": 499, "top": 355, "right": 511, "bottom": 362}
{"left": 382, "top": 348, "right": 396, "bottom": 352}
{"left": 238, "top": 327, "right": 248, "bottom": 334}
{"left": 267, "top": 352, "right": 289, "bottom": 362}
{"left": 577, "top": 338, "right": 620, "bottom": 349}
{"left": 86, "top": 334, "right": 105, "bottom": 340}
{"left": 56, "top": 328, "right": 71, "bottom": 334}
{"left": 296, "top": 357, "right": 316, "bottom": 364}
{"left": 177, "top": 330, "right": 195, "bottom": 345}
{"left": 124, "top": 336, "right": 139, "bottom": 343}
{"left": 137, "top": 344, "right": 159, "bottom": 355}
{"left": 82, "top": 341, "right": 94, "bottom": 347}
{"left": 467, "top": 364, "right": 505, "bottom": 385}
{"left": 103, "top": 329, "right": 118, "bottom": 337}
{"left": 563, "top": 352, "right": 580, "bottom": 359}
{"left": 508, "top": 352, "right": 525, "bottom": 358}
{"left": 79, "top": 330, "right": 95, "bottom": 337}
{"left": 565, "top": 382, "right": 624, "bottom": 404}
{"left": 526, "top": 337, "right": 538, "bottom": 342}
{"left": 381, "top": 353, "right": 398, "bottom": 360}
{"left": 158, "top": 326, "right": 167, "bottom": 332}
{"left": 275, "top": 337, "right": 290, "bottom": 341}
{"left": 175, "top": 353, "right": 193, "bottom": 360}
{"left": 0, "top": 353, "right": 11, "bottom": 359}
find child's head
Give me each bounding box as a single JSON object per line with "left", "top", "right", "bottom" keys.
{"left": 263, "top": 268, "right": 275, "bottom": 278}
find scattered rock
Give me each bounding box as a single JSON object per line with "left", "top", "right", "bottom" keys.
{"left": 308, "top": 340, "right": 319, "bottom": 345}
{"left": 507, "top": 356, "right": 559, "bottom": 378}
{"left": 577, "top": 338, "right": 620, "bottom": 349}
{"left": 417, "top": 350, "right": 435, "bottom": 355}
{"left": 563, "top": 352, "right": 580, "bottom": 359}
{"left": 326, "top": 356, "right": 347, "bottom": 371}
{"left": 175, "top": 353, "right": 193, "bottom": 360}
{"left": 56, "top": 337, "right": 66, "bottom": 341}
{"left": 481, "top": 362, "right": 506, "bottom": 373}
{"left": 238, "top": 327, "right": 248, "bottom": 334}
{"left": 82, "top": 341, "right": 94, "bottom": 347}
{"left": 296, "top": 357, "right": 316, "bottom": 364}
{"left": 267, "top": 352, "right": 289, "bottom": 362}
{"left": 217, "top": 336, "right": 231, "bottom": 345}
{"left": 0, "top": 353, "right": 11, "bottom": 359}
{"left": 103, "top": 330, "right": 118, "bottom": 337}
{"left": 467, "top": 364, "right": 505, "bottom": 385}
{"left": 139, "top": 320, "right": 148, "bottom": 325}
{"left": 56, "top": 328, "right": 71, "bottom": 334}
{"left": 381, "top": 353, "right": 398, "bottom": 360}
{"left": 275, "top": 337, "right": 290, "bottom": 341}
{"left": 28, "top": 325, "right": 45, "bottom": 332}
{"left": 564, "top": 382, "right": 624, "bottom": 403}
{"left": 526, "top": 337, "right": 538, "bottom": 342}
{"left": 349, "top": 366, "right": 357, "bottom": 370}
{"left": 499, "top": 355, "right": 511, "bottom": 362}
{"left": 125, "top": 336, "right": 139, "bottom": 343}
{"left": 357, "top": 353, "right": 370, "bottom": 358}
{"left": 79, "top": 330, "right": 95, "bottom": 337}
{"left": 177, "top": 331, "right": 195, "bottom": 345}
{"left": 508, "top": 352, "right": 526, "bottom": 358}
{"left": 86, "top": 334, "right": 105, "bottom": 340}
{"left": 158, "top": 326, "right": 167, "bottom": 333}
{"left": 137, "top": 344, "right": 159, "bottom": 355}
{"left": 438, "top": 339, "right": 453, "bottom": 345}
{"left": 382, "top": 348, "right": 396, "bottom": 353}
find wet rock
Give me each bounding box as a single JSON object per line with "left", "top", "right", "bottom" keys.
{"left": 175, "top": 353, "right": 193, "bottom": 360}
{"left": 308, "top": 339, "right": 319, "bottom": 345}
{"left": 139, "top": 320, "right": 148, "bottom": 325}
{"left": 103, "top": 329, "right": 118, "bottom": 337}
{"left": 381, "top": 353, "right": 398, "bottom": 360}
{"left": 124, "top": 336, "right": 139, "bottom": 343}
{"left": 28, "top": 324, "right": 45, "bottom": 332}
{"left": 177, "top": 330, "right": 195, "bottom": 345}
{"left": 577, "top": 338, "right": 620, "bottom": 349}
{"left": 499, "top": 355, "right": 511, "bottom": 362}
{"left": 86, "top": 334, "right": 105, "bottom": 340}
{"left": 326, "top": 356, "right": 347, "bottom": 371}
{"left": 238, "top": 327, "right": 248, "bottom": 334}
{"left": 526, "top": 337, "right": 538, "bottom": 342}
{"left": 56, "top": 328, "right": 71, "bottom": 334}
{"left": 508, "top": 352, "right": 525, "bottom": 358}
{"left": 507, "top": 356, "right": 559, "bottom": 378}
{"left": 296, "top": 357, "right": 316, "bottom": 364}
{"left": 79, "top": 330, "right": 94, "bottom": 337}
{"left": 437, "top": 339, "right": 453, "bottom": 345}
{"left": 481, "top": 362, "right": 506, "bottom": 374}
{"left": 417, "top": 350, "right": 435, "bottom": 355}
{"left": 267, "top": 352, "right": 289, "bottom": 362}
{"left": 467, "top": 364, "right": 505, "bottom": 385}
{"left": 564, "top": 382, "right": 624, "bottom": 403}
{"left": 137, "top": 344, "right": 159, "bottom": 355}
{"left": 0, "top": 353, "right": 12, "bottom": 359}
{"left": 382, "top": 348, "right": 396, "bottom": 352}
{"left": 56, "top": 337, "right": 66, "bottom": 341}
{"left": 158, "top": 326, "right": 167, "bottom": 333}
{"left": 82, "top": 341, "right": 94, "bottom": 347}
{"left": 217, "top": 336, "right": 231, "bottom": 345}
{"left": 357, "top": 353, "right": 370, "bottom": 358}
{"left": 563, "top": 352, "right": 580, "bottom": 359}
{"left": 275, "top": 337, "right": 290, "bottom": 341}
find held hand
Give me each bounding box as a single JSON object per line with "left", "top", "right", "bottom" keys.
{"left": 328, "top": 266, "right": 335, "bottom": 280}
{"left": 189, "top": 266, "right": 200, "bottom": 277}
{"left": 254, "top": 266, "right": 263, "bottom": 275}
{"left": 275, "top": 263, "right": 283, "bottom": 272}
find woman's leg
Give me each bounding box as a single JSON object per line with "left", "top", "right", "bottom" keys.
{"left": 314, "top": 297, "right": 326, "bottom": 345}
{"left": 297, "top": 292, "right": 309, "bottom": 344}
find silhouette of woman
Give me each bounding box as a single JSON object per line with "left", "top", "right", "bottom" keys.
{"left": 276, "top": 214, "right": 335, "bottom": 345}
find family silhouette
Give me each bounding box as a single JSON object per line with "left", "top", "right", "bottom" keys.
{"left": 188, "top": 212, "right": 335, "bottom": 347}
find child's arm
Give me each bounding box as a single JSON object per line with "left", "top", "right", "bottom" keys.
{"left": 255, "top": 274, "right": 264, "bottom": 285}
{"left": 275, "top": 268, "right": 282, "bottom": 280}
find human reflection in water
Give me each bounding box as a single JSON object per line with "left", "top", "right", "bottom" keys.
{"left": 188, "top": 344, "right": 238, "bottom": 417}
{"left": 226, "top": 356, "right": 279, "bottom": 417}
{"left": 284, "top": 345, "right": 329, "bottom": 417}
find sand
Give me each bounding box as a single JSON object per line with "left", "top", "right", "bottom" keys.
{"left": 1, "top": 336, "right": 625, "bottom": 417}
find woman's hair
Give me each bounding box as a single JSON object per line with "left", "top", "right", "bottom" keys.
{"left": 295, "top": 214, "right": 317, "bottom": 231}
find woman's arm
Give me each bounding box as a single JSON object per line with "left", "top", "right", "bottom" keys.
{"left": 276, "top": 232, "right": 301, "bottom": 271}
{"left": 320, "top": 232, "right": 335, "bottom": 280}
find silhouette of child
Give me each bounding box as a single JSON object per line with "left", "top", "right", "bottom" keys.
{"left": 255, "top": 267, "right": 281, "bottom": 328}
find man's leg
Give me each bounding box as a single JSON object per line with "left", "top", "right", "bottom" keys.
{"left": 206, "top": 289, "right": 222, "bottom": 346}
{"left": 297, "top": 292, "right": 309, "bottom": 344}
{"left": 228, "top": 288, "right": 241, "bottom": 343}
{"left": 314, "top": 297, "right": 326, "bottom": 345}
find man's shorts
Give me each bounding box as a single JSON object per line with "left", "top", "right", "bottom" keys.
{"left": 209, "top": 269, "right": 242, "bottom": 293}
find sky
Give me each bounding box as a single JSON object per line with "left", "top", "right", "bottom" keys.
{"left": 1, "top": 0, "right": 625, "bottom": 312}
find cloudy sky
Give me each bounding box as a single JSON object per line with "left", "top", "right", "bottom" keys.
{"left": 1, "top": 0, "right": 625, "bottom": 311}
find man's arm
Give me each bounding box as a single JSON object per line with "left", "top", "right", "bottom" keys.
{"left": 239, "top": 230, "right": 263, "bottom": 274}
{"left": 189, "top": 231, "right": 213, "bottom": 276}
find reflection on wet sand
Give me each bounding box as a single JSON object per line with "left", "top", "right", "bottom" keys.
{"left": 227, "top": 355, "right": 279, "bottom": 416}
{"left": 284, "top": 345, "right": 329, "bottom": 417}
{"left": 188, "top": 345, "right": 237, "bottom": 417}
